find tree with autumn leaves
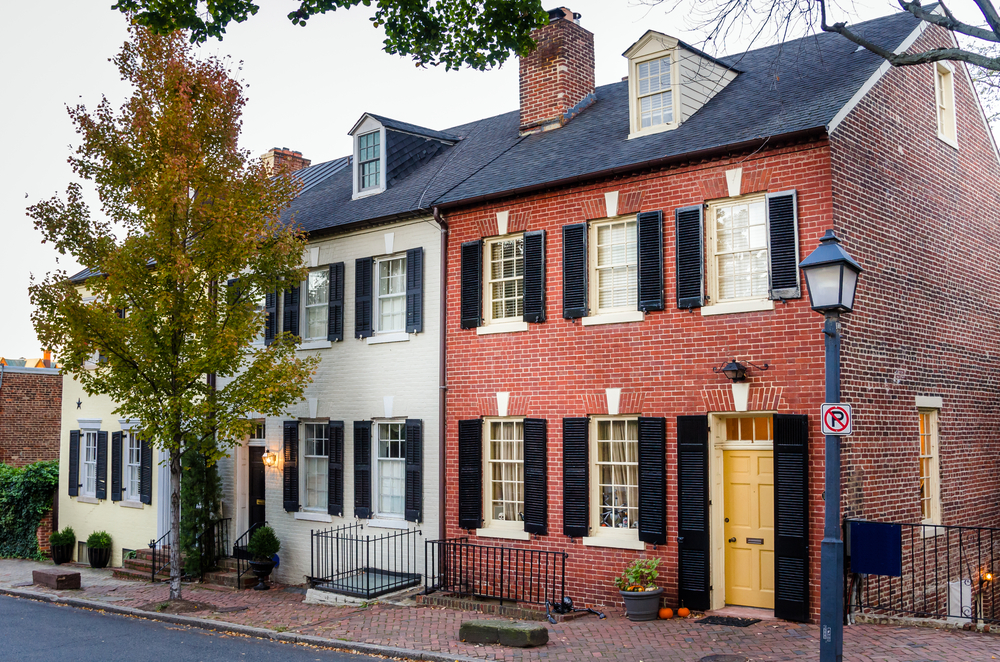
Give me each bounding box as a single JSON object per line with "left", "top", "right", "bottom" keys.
{"left": 29, "top": 26, "right": 317, "bottom": 600}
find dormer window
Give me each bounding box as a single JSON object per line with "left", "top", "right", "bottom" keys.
{"left": 350, "top": 115, "right": 388, "bottom": 200}
{"left": 637, "top": 55, "right": 673, "bottom": 128}
{"left": 358, "top": 131, "right": 381, "bottom": 190}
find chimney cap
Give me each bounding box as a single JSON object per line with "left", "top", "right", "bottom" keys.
{"left": 546, "top": 7, "right": 581, "bottom": 23}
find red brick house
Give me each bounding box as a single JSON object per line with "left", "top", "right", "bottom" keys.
{"left": 430, "top": 8, "right": 1000, "bottom": 622}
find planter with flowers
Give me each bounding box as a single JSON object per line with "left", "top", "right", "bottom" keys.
{"left": 615, "top": 558, "right": 662, "bottom": 621}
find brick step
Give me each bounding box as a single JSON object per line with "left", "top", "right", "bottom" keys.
{"left": 112, "top": 567, "right": 171, "bottom": 582}
{"left": 202, "top": 569, "right": 257, "bottom": 589}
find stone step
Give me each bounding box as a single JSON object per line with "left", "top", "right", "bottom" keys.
{"left": 202, "top": 569, "right": 257, "bottom": 589}
{"left": 112, "top": 567, "right": 170, "bottom": 582}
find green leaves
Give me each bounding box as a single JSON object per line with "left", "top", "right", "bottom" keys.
{"left": 0, "top": 461, "right": 59, "bottom": 559}
{"left": 113, "top": 0, "right": 547, "bottom": 70}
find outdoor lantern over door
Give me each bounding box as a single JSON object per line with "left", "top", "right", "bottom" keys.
{"left": 798, "top": 230, "right": 863, "bottom": 313}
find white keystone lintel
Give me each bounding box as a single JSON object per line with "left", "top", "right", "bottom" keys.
{"left": 605, "top": 388, "right": 622, "bottom": 416}
{"left": 308, "top": 397, "right": 318, "bottom": 419}
{"left": 496, "top": 392, "right": 510, "bottom": 418}
{"left": 308, "top": 247, "right": 320, "bottom": 268}
{"left": 383, "top": 395, "right": 394, "bottom": 419}
{"left": 496, "top": 211, "right": 509, "bottom": 236}
{"left": 726, "top": 168, "right": 743, "bottom": 198}
{"left": 604, "top": 191, "right": 619, "bottom": 218}
{"left": 732, "top": 383, "right": 750, "bottom": 412}
{"left": 384, "top": 232, "right": 394, "bottom": 255}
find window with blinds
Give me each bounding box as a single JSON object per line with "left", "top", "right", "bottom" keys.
{"left": 591, "top": 219, "right": 637, "bottom": 313}
{"left": 485, "top": 236, "right": 524, "bottom": 323}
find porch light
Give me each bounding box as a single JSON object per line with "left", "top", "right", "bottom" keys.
{"left": 262, "top": 450, "right": 277, "bottom": 467}
{"left": 798, "top": 230, "right": 863, "bottom": 314}
{"left": 713, "top": 359, "right": 769, "bottom": 383}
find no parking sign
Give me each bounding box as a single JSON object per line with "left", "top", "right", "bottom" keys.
{"left": 820, "top": 403, "right": 853, "bottom": 435}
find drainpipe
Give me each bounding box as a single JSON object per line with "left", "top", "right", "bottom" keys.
{"left": 432, "top": 207, "right": 448, "bottom": 542}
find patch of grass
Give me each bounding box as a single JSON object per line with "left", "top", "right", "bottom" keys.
{"left": 155, "top": 602, "right": 169, "bottom": 612}
{"left": 273, "top": 625, "right": 288, "bottom": 633}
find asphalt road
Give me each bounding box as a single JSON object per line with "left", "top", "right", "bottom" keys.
{"left": 0, "top": 594, "right": 384, "bottom": 662}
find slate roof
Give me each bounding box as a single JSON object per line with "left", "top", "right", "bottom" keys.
{"left": 366, "top": 114, "right": 461, "bottom": 143}
{"left": 295, "top": 156, "right": 350, "bottom": 196}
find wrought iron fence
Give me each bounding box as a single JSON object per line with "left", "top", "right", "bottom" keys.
{"left": 309, "top": 522, "right": 423, "bottom": 599}
{"left": 847, "top": 519, "right": 1000, "bottom": 625}
{"left": 233, "top": 520, "right": 266, "bottom": 589}
{"left": 196, "top": 517, "right": 231, "bottom": 577}
{"left": 424, "top": 538, "right": 567, "bottom": 606}
{"left": 148, "top": 530, "right": 171, "bottom": 583}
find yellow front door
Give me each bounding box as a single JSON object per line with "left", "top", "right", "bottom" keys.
{"left": 724, "top": 449, "right": 775, "bottom": 609}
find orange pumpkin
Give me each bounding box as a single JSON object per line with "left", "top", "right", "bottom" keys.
{"left": 658, "top": 607, "right": 674, "bottom": 619}
{"left": 677, "top": 607, "right": 691, "bottom": 618}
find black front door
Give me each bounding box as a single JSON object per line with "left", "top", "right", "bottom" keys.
{"left": 249, "top": 447, "right": 266, "bottom": 528}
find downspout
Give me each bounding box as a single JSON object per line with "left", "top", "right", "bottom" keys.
{"left": 432, "top": 206, "right": 448, "bottom": 541}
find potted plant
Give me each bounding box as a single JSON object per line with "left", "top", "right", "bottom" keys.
{"left": 615, "top": 558, "right": 662, "bottom": 621}
{"left": 86, "top": 531, "right": 113, "bottom": 569}
{"left": 49, "top": 527, "right": 75, "bottom": 565}
{"left": 246, "top": 525, "right": 280, "bottom": 591}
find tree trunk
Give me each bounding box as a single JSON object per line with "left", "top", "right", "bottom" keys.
{"left": 169, "top": 448, "right": 182, "bottom": 600}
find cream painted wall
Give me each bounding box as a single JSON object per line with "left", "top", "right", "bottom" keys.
{"left": 218, "top": 215, "right": 443, "bottom": 585}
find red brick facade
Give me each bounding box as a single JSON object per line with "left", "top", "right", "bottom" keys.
{"left": 441, "top": 25, "right": 1000, "bottom": 622}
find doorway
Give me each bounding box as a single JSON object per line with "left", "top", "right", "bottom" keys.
{"left": 248, "top": 446, "right": 266, "bottom": 529}
{"left": 723, "top": 448, "right": 774, "bottom": 609}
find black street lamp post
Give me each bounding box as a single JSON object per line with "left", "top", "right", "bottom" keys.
{"left": 799, "top": 230, "right": 863, "bottom": 662}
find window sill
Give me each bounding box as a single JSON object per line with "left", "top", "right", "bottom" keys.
{"left": 295, "top": 511, "right": 333, "bottom": 523}
{"left": 366, "top": 332, "right": 409, "bottom": 345}
{"left": 352, "top": 186, "right": 384, "bottom": 201}
{"left": 581, "top": 310, "right": 644, "bottom": 326}
{"left": 700, "top": 299, "right": 774, "bottom": 316}
{"left": 582, "top": 533, "right": 645, "bottom": 551}
{"left": 119, "top": 500, "right": 143, "bottom": 509}
{"left": 76, "top": 496, "right": 99, "bottom": 505}
{"left": 476, "top": 321, "right": 529, "bottom": 335}
{"left": 937, "top": 133, "right": 959, "bottom": 150}
{"left": 298, "top": 340, "right": 332, "bottom": 351}
{"left": 627, "top": 122, "right": 678, "bottom": 140}
{"left": 921, "top": 520, "right": 945, "bottom": 537}
{"left": 477, "top": 526, "right": 530, "bottom": 541}
{"left": 367, "top": 518, "right": 408, "bottom": 530}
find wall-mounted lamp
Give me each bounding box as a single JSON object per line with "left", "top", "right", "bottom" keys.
{"left": 261, "top": 450, "right": 277, "bottom": 467}
{"left": 713, "top": 359, "right": 769, "bottom": 383}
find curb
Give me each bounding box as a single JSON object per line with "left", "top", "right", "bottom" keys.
{"left": 0, "top": 587, "right": 478, "bottom": 662}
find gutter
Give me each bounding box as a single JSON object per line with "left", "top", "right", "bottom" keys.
{"left": 432, "top": 206, "right": 448, "bottom": 540}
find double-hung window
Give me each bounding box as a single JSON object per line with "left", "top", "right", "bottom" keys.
{"left": 82, "top": 431, "right": 98, "bottom": 498}
{"left": 124, "top": 432, "right": 141, "bottom": 502}
{"left": 934, "top": 62, "right": 957, "bottom": 147}
{"left": 592, "top": 418, "right": 639, "bottom": 536}
{"left": 304, "top": 269, "right": 329, "bottom": 341}
{"left": 918, "top": 410, "right": 941, "bottom": 525}
{"left": 591, "top": 219, "right": 638, "bottom": 314}
{"left": 485, "top": 236, "right": 524, "bottom": 323}
{"left": 485, "top": 419, "right": 524, "bottom": 527}
{"left": 637, "top": 55, "right": 673, "bottom": 129}
{"left": 303, "top": 423, "right": 328, "bottom": 510}
{"left": 709, "top": 196, "right": 768, "bottom": 303}
{"left": 376, "top": 422, "right": 406, "bottom": 518}
{"left": 358, "top": 131, "right": 380, "bottom": 191}
{"left": 376, "top": 256, "right": 406, "bottom": 334}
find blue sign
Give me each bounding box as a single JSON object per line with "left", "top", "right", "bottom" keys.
{"left": 849, "top": 521, "right": 902, "bottom": 577}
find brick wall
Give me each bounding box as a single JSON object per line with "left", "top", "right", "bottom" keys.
{"left": 519, "top": 13, "right": 595, "bottom": 134}
{"left": 0, "top": 370, "right": 62, "bottom": 466}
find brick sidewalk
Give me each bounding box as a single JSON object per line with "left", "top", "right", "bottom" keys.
{"left": 2, "top": 559, "right": 998, "bottom": 661}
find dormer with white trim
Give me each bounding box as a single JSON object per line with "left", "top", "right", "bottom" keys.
{"left": 351, "top": 115, "right": 386, "bottom": 200}
{"left": 623, "top": 31, "right": 739, "bottom": 139}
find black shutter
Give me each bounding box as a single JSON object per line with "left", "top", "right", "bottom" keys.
{"left": 355, "top": 257, "right": 373, "bottom": 338}
{"left": 677, "top": 415, "right": 710, "bottom": 610}
{"left": 523, "top": 418, "right": 547, "bottom": 535}
{"left": 458, "top": 419, "right": 482, "bottom": 529}
{"left": 405, "top": 419, "right": 423, "bottom": 522}
{"left": 522, "top": 230, "right": 546, "bottom": 323}
{"left": 406, "top": 248, "right": 423, "bottom": 334}
{"left": 637, "top": 417, "right": 667, "bottom": 545}
{"left": 264, "top": 289, "right": 278, "bottom": 345}
{"left": 111, "top": 431, "right": 122, "bottom": 502}
{"left": 766, "top": 190, "right": 801, "bottom": 300}
{"left": 353, "top": 421, "right": 372, "bottom": 518}
{"left": 95, "top": 431, "right": 108, "bottom": 500}
{"left": 637, "top": 211, "right": 664, "bottom": 312}
{"left": 283, "top": 285, "right": 300, "bottom": 339}
{"left": 774, "top": 413, "right": 810, "bottom": 622}
{"left": 562, "top": 417, "right": 589, "bottom": 537}
{"left": 675, "top": 205, "right": 705, "bottom": 309}
{"left": 68, "top": 430, "right": 80, "bottom": 497}
{"left": 283, "top": 421, "right": 299, "bottom": 512}
{"left": 139, "top": 438, "right": 152, "bottom": 505}
{"left": 562, "top": 223, "right": 588, "bottom": 319}
{"left": 328, "top": 421, "right": 344, "bottom": 516}
{"left": 226, "top": 277, "right": 243, "bottom": 307}
{"left": 328, "top": 262, "right": 345, "bottom": 342}
{"left": 460, "top": 241, "right": 482, "bottom": 329}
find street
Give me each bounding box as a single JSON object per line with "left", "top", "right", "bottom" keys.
{"left": 0, "top": 595, "right": 380, "bottom": 662}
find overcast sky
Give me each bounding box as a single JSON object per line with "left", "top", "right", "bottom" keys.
{"left": 0, "top": 0, "right": 915, "bottom": 358}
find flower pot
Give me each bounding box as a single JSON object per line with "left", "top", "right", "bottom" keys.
{"left": 620, "top": 587, "right": 663, "bottom": 621}
{"left": 88, "top": 546, "right": 112, "bottom": 569}
{"left": 51, "top": 543, "right": 74, "bottom": 565}
{"left": 248, "top": 559, "right": 275, "bottom": 591}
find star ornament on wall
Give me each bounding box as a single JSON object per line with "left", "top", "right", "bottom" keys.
{"left": 76, "top": 399, "right": 82, "bottom": 409}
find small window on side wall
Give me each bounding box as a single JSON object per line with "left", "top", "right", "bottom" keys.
{"left": 934, "top": 62, "right": 957, "bottom": 147}
{"left": 918, "top": 409, "right": 941, "bottom": 526}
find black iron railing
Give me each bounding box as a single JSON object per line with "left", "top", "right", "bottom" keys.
{"left": 309, "top": 522, "right": 423, "bottom": 599}
{"left": 233, "top": 521, "right": 266, "bottom": 589}
{"left": 424, "top": 538, "right": 567, "bottom": 606}
{"left": 847, "top": 519, "right": 1000, "bottom": 625}
{"left": 148, "top": 530, "right": 171, "bottom": 583}
{"left": 196, "top": 517, "right": 231, "bottom": 578}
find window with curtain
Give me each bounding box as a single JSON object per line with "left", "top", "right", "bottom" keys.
{"left": 485, "top": 236, "right": 524, "bottom": 323}
{"left": 376, "top": 256, "right": 406, "bottom": 333}
{"left": 83, "top": 431, "right": 98, "bottom": 497}
{"left": 125, "top": 432, "right": 141, "bottom": 501}
{"left": 486, "top": 419, "right": 524, "bottom": 525}
{"left": 594, "top": 419, "right": 638, "bottom": 531}
{"left": 303, "top": 423, "right": 328, "bottom": 510}
{"left": 710, "top": 197, "right": 768, "bottom": 302}
{"left": 592, "top": 219, "right": 637, "bottom": 313}
{"left": 377, "top": 422, "right": 406, "bottom": 517}
{"left": 305, "top": 269, "right": 329, "bottom": 340}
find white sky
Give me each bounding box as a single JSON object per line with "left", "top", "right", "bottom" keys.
{"left": 0, "top": 0, "right": 918, "bottom": 357}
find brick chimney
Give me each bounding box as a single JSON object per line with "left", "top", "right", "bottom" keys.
{"left": 261, "top": 147, "right": 311, "bottom": 174}
{"left": 519, "top": 7, "right": 595, "bottom": 135}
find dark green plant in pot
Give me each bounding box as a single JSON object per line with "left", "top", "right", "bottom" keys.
{"left": 247, "top": 525, "right": 280, "bottom": 561}
{"left": 49, "top": 526, "right": 75, "bottom": 565}
{"left": 86, "top": 531, "right": 112, "bottom": 549}
{"left": 86, "top": 531, "right": 113, "bottom": 569}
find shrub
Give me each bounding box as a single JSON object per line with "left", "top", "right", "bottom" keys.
{"left": 0, "top": 460, "right": 59, "bottom": 559}
{"left": 49, "top": 527, "right": 76, "bottom": 547}
{"left": 86, "top": 531, "right": 112, "bottom": 549}
{"left": 247, "top": 525, "right": 280, "bottom": 561}
{"left": 614, "top": 558, "right": 660, "bottom": 591}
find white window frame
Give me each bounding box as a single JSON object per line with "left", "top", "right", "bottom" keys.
{"left": 918, "top": 409, "right": 942, "bottom": 526}
{"left": 123, "top": 431, "right": 142, "bottom": 503}
{"left": 934, "top": 62, "right": 958, "bottom": 148}
{"left": 374, "top": 421, "right": 407, "bottom": 520}
{"left": 703, "top": 194, "right": 775, "bottom": 316}
{"left": 81, "top": 429, "right": 99, "bottom": 498}
{"left": 481, "top": 234, "right": 527, "bottom": 332}
{"left": 583, "top": 417, "right": 643, "bottom": 550}
{"left": 249, "top": 421, "right": 266, "bottom": 446}
{"left": 628, "top": 49, "right": 680, "bottom": 138}
{"left": 302, "top": 268, "right": 329, "bottom": 342}
{"left": 351, "top": 119, "right": 387, "bottom": 200}
{"left": 301, "top": 422, "right": 329, "bottom": 512}
{"left": 374, "top": 254, "right": 407, "bottom": 336}
{"left": 586, "top": 216, "right": 641, "bottom": 322}
{"left": 477, "top": 418, "right": 529, "bottom": 540}
{"left": 357, "top": 130, "right": 381, "bottom": 191}
{"left": 252, "top": 292, "right": 266, "bottom": 346}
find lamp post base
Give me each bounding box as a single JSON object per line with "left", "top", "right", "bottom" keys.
{"left": 820, "top": 536, "right": 844, "bottom": 662}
